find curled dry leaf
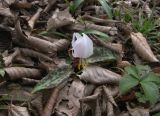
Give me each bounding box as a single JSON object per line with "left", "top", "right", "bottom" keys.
{"left": 52, "top": 39, "right": 69, "bottom": 52}
{"left": 42, "top": 88, "right": 60, "bottom": 116}
{"left": 106, "top": 101, "right": 114, "bottom": 116}
{"left": 82, "top": 14, "right": 120, "bottom": 25}
{"left": 131, "top": 32, "right": 159, "bottom": 62}
{"left": 28, "top": 8, "right": 42, "bottom": 29}
{"left": 47, "top": 8, "right": 75, "bottom": 30}
{"left": 103, "top": 86, "right": 117, "bottom": 107}
{"left": 68, "top": 22, "right": 117, "bottom": 35}
{"left": 15, "top": 20, "right": 60, "bottom": 53}
{"left": 20, "top": 48, "right": 53, "bottom": 62}
{"left": 3, "top": 48, "right": 20, "bottom": 66}
{"left": 14, "top": 56, "right": 34, "bottom": 66}
{"left": 21, "top": 78, "right": 39, "bottom": 86}
{"left": 78, "top": 66, "right": 121, "bottom": 84}
{"left": 80, "top": 86, "right": 102, "bottom": 116}
{"left": 8, "top": 105, "right": 30, "bottom": 116}
{"left": 5, "top": 67, "right": 42, "bottom": 80}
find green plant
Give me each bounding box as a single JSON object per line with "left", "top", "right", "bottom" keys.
{"left": 119, "top": 65, "right": 160, "bottom": 105}
{"left": 98, "top": 0, "right": 113, "bottom": 19}
{"left": 65, "top": 0, "right": 84, "bottom": 14}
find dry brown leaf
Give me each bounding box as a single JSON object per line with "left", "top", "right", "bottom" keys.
{"left": 127, "top": 107, "right": 150, "bottom": 116}
{"left": 68, "top": 22, "right": 117, "bottom": 35}
{"left": 3, "top": 48, "right": 20, "bottom": 66}
{"left": 8, "top": 105, "right": 30, "bottom": 116}
{"left": 11, "top": 1, "right": 32, "bottom": 9}
{"left": 103, "top": 86, "right": 117, "bottom": 107}
{"left": 43, "top": 78, "right": 69, "bottom": 116}
{"left": 2, "top": 0, "right": 15, "bottom": 6}
{"left": 78, "top": 66, "right": 122, "bottom": 84}
{"left": 80, "top": 86, "right": 102, "bottom": 116}
{"left": 67, "top": 79, "right": 85, "bottom": 114}
{"left": 30, "top": 93, "right": 43, "bottom": 115}
{"left": 42, "top": 88, "right": 60, "bottom": 116}
{"left": 20, "top": 48, "right": 53, "bottom": 62}
{"left": 21, "top": 78, "right": 39, "bottom": 86}
{"left": 117, "top": 61, "right": 131, "bottom": 68}
{"left": 14, "top": 56, "right": 34, "bottom": 66}
{"left": 0, "top": 8, "right": 14, "bottom": 17}
{"left": 44, "top": 0, "right": 57, "bottom": 12}
{"left": 5, "top": 67, "right": 42, "bottom": 80}
{"left": 28, "top": 8, "right": 42, "bottom": 29}
{"left": 106, "top": 101, "right": 114, "bottom": 116}
{"left": 131, "top": 32, "right": 159, "bottom": 62}
{"left": 15, "top": 20, "right": 58, "bottom": 53}
{"left": 47, "top": 8, "right": 75, "bottom": 30}
{"left": 55, "top": 79, "right": 85, "bottom": 116}
{"left": 82, "top": 14, "right": 120, "bottom": 25}
{"left": 84, "top": 84, "right": 96, "bottom": 96}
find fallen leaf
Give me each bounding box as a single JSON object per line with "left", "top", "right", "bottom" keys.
{"left": 78, "top": 66, "right": 121, "bottom": 84}
{"left": 47, "top": 8, "right": 75, "bottom": 30}
{"left": 131, "top": 32, "right": 159, "bottom": 62}
{"left": 8, "top": 105, "right": 30, "bottom": 116}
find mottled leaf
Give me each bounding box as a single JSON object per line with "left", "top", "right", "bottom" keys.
{"left": 32, "top": 65, "right": 72, "bottom": 93}
{"left": 87, "top": 47, "right": 117, "bottom": 64}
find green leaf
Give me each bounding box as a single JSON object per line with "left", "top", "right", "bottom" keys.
{"left": 0, "top": 68, "right": 5, "bottom": 77}
{"left": 142, "top": 72, "right": 160, "bottom": 85}
{"left": 69, "top": 0, "right": 84, "bottom": 14}
{"left": 141, "top": 81, "right": 159, "bottom": 105}
{"left": 124, "top": 66, "right": 139, "bottom": 79}
{"left": 135, "top": 92, "right": 148, "bottom": 103}
{"left": 119, "top": 75, "right": 139, "bottom": 94}
{"left": 32, "top": 65, "right": 72, "bottom": 93}
{"left": 80, "top": 29, "right": 110, "bottom": 41}
{"left": 87, "top": 47, "right": 117, "bottom": 64}
{"left": 98, "top": 0, "right": 113, "bottom": 19}
{"left": 153, "top": 112, "right": 160, "bottom": 116}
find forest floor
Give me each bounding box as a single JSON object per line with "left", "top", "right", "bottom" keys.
{"left": 0, "top": 0, "right": 160, "bottom": 116}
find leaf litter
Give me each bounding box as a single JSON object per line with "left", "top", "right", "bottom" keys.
{"left": 0, "top": 0, "right": 160, "bottom": 116}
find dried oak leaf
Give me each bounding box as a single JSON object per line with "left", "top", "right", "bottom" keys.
{"left": 131, "top": 32, "right": 159, "bottom": 62}
{"left": 47, "top": 8, "right": 75, "bottom": 30}
{"left": 8, "top": 105, "right": 30, "bottom": 116}
{"left": 78, "top": 66, "right": 121, "bottom": 85}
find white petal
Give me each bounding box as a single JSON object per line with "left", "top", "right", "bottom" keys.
{"left": 72, "top": 33, "right": 82, "bottom": 47}
{"left": 72, "top": 33, "right": 94, "bottom": 58}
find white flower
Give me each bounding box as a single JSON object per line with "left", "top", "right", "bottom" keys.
{"left": 72, "top": 33, "right": 93, "bottom": 58}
